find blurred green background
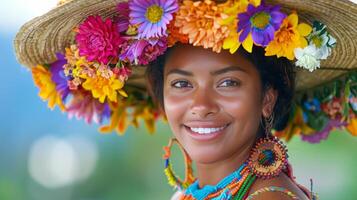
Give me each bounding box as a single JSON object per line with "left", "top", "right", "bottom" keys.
{"left": 1, "top": 1, "right": 357, "bottom": 200}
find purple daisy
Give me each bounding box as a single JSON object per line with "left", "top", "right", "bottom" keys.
{"left": 129, "top": 0, "right": 179, "bottom": 39}
{"left": 237, "top": 3, "right": 286, "bottom": 47}
{"left": 50, "top": 53, "right": 70, "bottom": 101}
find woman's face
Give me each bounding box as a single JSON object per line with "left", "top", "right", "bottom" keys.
{"left": 163, "top": 44, "right": 274, "bottom": 164}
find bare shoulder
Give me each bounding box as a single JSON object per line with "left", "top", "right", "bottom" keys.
{"left": 247, "top": 173, "right": 310, "bottom": 200}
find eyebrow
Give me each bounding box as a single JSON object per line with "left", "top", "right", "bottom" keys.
{"left": 166, "top": 65, "right": 247, "bottom": 76}
{"left": 166, "top": 68, "right": 193, "bottom": 76}
{"left": 210, "top": 65, "right": 247, "bottom": 75}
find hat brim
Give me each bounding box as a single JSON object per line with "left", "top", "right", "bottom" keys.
{"left": 14, "top": 0, "right": 357, "bottom": 91}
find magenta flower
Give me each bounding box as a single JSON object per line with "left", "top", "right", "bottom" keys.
{"left": 301, "top": 119, "right": 347, "bottom": 143}
{"left": 138, "top": 38, "right": 167, "bottom": 65}
{"left": 237, "top": 3, "right": 286, "bottom": 47}
{"left": 66, "top": 90, "right": 111, "bottom": 124}
{"left": 129, "top": 0, "right": 178, "bottom": 39}
{"left": 120, "top": 38, "right": 167, "bottom": 65}
{"left": 76, "top": 15, "right": 124, "bottom": 64}
{"left": 116, "top": 2, "right": 130, "bottom": 33}
{"left": 50, "top": 53, "right": 70, "bottom": 101}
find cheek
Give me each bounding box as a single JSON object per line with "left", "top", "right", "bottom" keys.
{"left": 221, "top": 85, "right": 263, "bottom": 135}
{"left": 163, "top": 90, "right": 190, "bottom": 136}
{"left": 223, "top": 92, "right": 262, "bottom": 121}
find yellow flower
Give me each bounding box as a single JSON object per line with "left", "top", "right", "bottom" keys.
{"left": 32, "top": 65, "right": 66, "bottom": 111}
{"left": 223, "top": 30, "right": 241, "bottom": 54}
{"left": 265, "top": 13, "right": 312, "bottom": 60}
{"left": 274, "top": 106, "right": 315, "bottom": 141}
{"left": 174, "top": 0, "right": 230, "bottom": 53}
{"left": 132, "top": 106, "right": 157, "bottom": 134}
{"left": 221, "top": 1, "right": 241, "bottom": 54}
{"left": 141, "top": 107, "right": 156, "bottom": 134}
{"left": 82, "top": 75, "right": 127, "bottom": 103}
{"left": 244, "top": 0, "right": 261, "bottom": 7}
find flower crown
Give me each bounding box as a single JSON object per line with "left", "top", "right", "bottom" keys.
{"left": 31, "top": 0, "right": 356, "bottom": 142}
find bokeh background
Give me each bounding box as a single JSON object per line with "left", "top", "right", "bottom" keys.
{"left": 1, "top": 0, "right": 357, "bottom": 200}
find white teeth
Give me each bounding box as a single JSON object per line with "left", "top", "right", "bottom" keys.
{"left": 190, "top": 126, "right": 226, "bottom": 134}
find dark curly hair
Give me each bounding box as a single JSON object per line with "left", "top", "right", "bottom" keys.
{"left": 146, "top": 45, "right": 296, "bottom": 132}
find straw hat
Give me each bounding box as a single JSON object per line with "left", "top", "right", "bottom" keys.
{"left": 13, "top": 0, "right": 357, "bottom": 140}
{"left": 14, "top": 0, "right": 357, "bottom": 90}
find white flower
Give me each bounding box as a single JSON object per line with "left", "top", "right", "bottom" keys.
{"left": 294, "top": 45, "right": 321, "bottom": 72}
{"left": 307, "top": 21, "right": 336, "bottom": 60}
{"left": 293, "top": 21, "right": 337, "bottom": 72}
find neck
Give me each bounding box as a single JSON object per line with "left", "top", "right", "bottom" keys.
{"left": 195, "top": 140, "right": 255, "bottom": 188}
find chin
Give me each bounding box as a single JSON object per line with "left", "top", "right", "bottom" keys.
{"left": 191, "top": 152, "right": 222, "bottom": 164}
{"left": 184, "top": 140, "right": 226, "bottom": 164}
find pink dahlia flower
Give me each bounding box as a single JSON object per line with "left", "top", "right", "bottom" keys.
{"left": 76, "top": 15, "right": 124, "bottom": 64}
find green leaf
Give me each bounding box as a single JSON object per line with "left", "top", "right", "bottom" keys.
{"left": 306, "top": 112, "right": 329, "bottom": 131}
{"left": 43, "top": 63, "right": 51, "bottom": 69}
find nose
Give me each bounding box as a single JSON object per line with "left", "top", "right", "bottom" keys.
{"left": 190, "top": 88, "right": 219, "bottom": 118}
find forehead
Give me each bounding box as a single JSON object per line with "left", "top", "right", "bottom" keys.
{"left": 164, "top": 44, "right": 257, "bottom": 75}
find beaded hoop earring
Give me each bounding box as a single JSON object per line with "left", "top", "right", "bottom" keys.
{"left": 163, "top": 138, "right": 195, "bottom": 191}
{"left": 248, "top": 113, "right": 288, "bottom": 179}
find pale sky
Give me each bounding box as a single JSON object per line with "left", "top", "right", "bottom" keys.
{"left": 0, "top": 0, "right": 57, "bottom": 32}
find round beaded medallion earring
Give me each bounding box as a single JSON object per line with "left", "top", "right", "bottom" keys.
{"left": 248, "top": 113, "right": 289, "bottom": 179}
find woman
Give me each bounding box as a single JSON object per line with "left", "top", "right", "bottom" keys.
{"left": 146, "top": 43, "right": 310, "bottom": 199}
{"left": 14, "top": 0, "right": 356, "bottom": 199}
{"left": 147, "top": 44, "right": 311, "bottom": 199}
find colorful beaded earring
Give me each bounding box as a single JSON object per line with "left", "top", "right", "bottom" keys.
{"left": 248, "top": 113, "right": 288, "bottom": 179}
{"left": 163, "top": 138, "right": 196, "bottom": 191}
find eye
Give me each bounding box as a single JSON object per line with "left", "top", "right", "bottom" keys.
{"left": 218, "top": 79, "right": 241, "bottom": 87}
{"left": 171, "top": 80, "right": 193, "bottom": 88}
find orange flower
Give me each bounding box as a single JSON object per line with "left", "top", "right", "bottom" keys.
{"left": 265, "top": 13, "right": 312, "bottom": 60}
{"left": 132, "top": 106, "right": 158, "bottom": 134}
{"left": 167, "top": 15, "right": 189, "bottom": 47}
{"left": 346, "top": 117, "right": 357, "bottom": 136}
{"left": 32, "top": 65, "right": 66, "bottom": 111}
{"left": 99, "top": 102, "right": 129, "bottom": 135}
{"left": 174, "top": 0, "right": 230, "bottom": 53}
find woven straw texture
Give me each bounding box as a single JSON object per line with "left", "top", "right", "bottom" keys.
{"left": 14, "top": 0, "right": 357, "bottom": 90}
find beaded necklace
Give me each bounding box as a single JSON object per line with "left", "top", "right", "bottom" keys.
{"left": 180, "top": 162, "right": 257, "bottom": 200}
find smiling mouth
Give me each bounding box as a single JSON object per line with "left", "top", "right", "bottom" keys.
{"left": 184, "top": 124, "right": 230, "bottom": 135}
